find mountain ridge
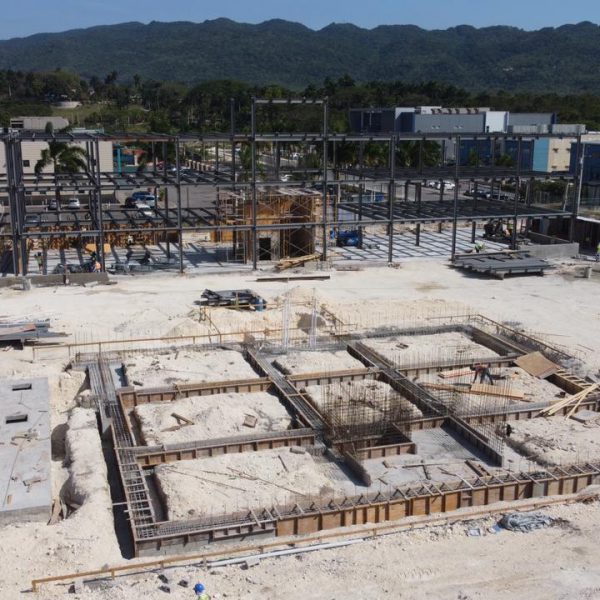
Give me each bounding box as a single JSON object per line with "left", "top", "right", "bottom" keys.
{"left": 0, "top": 19, "right": 598, "bottom": 93}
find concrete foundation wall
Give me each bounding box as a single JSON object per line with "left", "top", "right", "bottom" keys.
{"left": 524, "top": 242, "right": 580, "bottom": 259}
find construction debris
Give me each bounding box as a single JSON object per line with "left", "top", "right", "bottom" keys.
{"left": 499, "top": 512, "right": 554, "bottom": 532}
{"left": 197, "top": 289, "right": 267, "bottom": 310}
{"left": 538, "top": 384, "right": 599, "bottom": 417}
{"left": 243, "top": 414, "right": 258, "bottom": 428}
{"left": 275, "top": 253, "right": 322, "bottom": 271}
{"left": 0, "top": 319, "right": 67, "bottom": 346}
{"left": 171, "top": 413, "right": 194, "bottom": 426}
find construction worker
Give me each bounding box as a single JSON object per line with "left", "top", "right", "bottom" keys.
{"left": 34, "top": 252, "right": 43, "bottom": 273}
{"left": 193, "top": 582, "right": 210, "bottom": 599}
{"left": 472, "top": 363, "right": 494, "bottom": 385}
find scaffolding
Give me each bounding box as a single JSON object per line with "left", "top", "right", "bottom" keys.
{"left": 215, "top": 187, "right": 321, "bottom": 263}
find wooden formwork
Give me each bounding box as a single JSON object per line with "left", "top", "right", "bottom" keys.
{"left": 134, "top": 429, "right": 317, "bottom": 465}
{"left": 214, "top": 188, "right": 323, "bottom": 261}
{"left": 133, "top": 462, "right": 600, "bottom": 555}
{"left": 118, "top": 377, "right": 271, "bottom": 408}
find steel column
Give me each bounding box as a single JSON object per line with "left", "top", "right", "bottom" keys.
{"left": 321, "top": 99, "right": 329, "bottom": 261}
{"left": 251, "top": 98, "right": 258, "bottom": 270}
{"left": 175, "top": 137, "right": 184, "bottom": 273}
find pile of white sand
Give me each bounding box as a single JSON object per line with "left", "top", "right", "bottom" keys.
{"left": 125, "top": 349, "right": 259, "bottom": 388}
{"left": 135, "top": 391, "right": 292, "bottom": 445}
{"left": 273, "top": 349, "right": 365, "bottom": 375}
{"left": 155, "top": 448, "right": 338, "bottom": 519}
{"left": 508, "top": 416, "right": 600, "bottom": 466}
{"left": 363, "top": 331, "right": 500, "bottom": 367}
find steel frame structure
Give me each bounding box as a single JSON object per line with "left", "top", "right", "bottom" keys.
{"left": 0, "top": 99, "right": 582, "bottom": 275}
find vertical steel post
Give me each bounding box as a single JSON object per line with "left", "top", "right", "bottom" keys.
{"left": 94, "top": 138, "right": 105, "bottom": 271}
{"left": 321, "top": 99, "right": 329, "bottom": 261}
{"left": 251, "top": 98, "right": 258, "bottom": 270}
{"left": 175, "top": 136, "right": 184, "bottom": 273}
{"left": 230, "top": 98, "right": 236, "bottom": 187}
{"left": 451, "top": 136, "right": 460, "bottom": 260}
{"left": 512, "top": 137, "right": 522, "bottom": 250}
{"left": 6, "top": 135, "right": 20, "bottom": 274}
{"left": 388, "top": 135, "right": 396, "bottom": 263}
{"left": 570, "top": 134, "right": 583, "bottom": 243}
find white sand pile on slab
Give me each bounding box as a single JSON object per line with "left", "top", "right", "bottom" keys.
{"left": 363, "top": 331, "right": 499, "bottom": 366}
{"left": 155, "top": 448, "right": 338, "bottom": 519}
{"left": 64, "top": 408, "right": 112, "bottom": 511}
{"left": 0, "top": 408, "right": 120, "bottom": 597}
{"left": 273, "top": 350, "right": 365, "bottom": 375}
{"left": 318, "top": 297, "right": 469, "bottom": 331}
{"left": 507, "top": 416, "right": 600, "bottom": 466}
{"left": 304, "top": 379, "right": 423, "bottom": 421}
{"left": 125, "top": 349, "right": 258, "bottom": 388}
{"left": 135, "top": 391, "right": 292, "bottom": 445}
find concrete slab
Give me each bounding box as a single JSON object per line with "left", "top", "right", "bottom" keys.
{"left": 326, "top": 228, "right": 506, "bottom": 262}
{"left": 361, "top": 425, "right": 515, "bottom": 488}
{"left": 0, "top": 378, "right": 52, "bottom": 524}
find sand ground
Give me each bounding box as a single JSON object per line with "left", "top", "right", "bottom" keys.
{"left": 1, "top": 257, "right": 600, "bottom": 598}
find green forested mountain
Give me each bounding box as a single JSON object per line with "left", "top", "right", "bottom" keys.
{"left": 0, "top": 19, "right": 599, "bottom": 93}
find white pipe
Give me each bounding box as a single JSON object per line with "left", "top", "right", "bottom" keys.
{"left": 206, "top": 538, "right": 363, "bottom": 568}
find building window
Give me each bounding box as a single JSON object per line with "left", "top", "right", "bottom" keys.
{"left": 23, "top": 160, "right": 30, "bottom": 167}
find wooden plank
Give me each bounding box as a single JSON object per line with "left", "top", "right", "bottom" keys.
{"left": 275, "top": 253, "right": 322, "bottom": 271}
{"left": 438, "top": 368, "right": 473, "bottom": 379}
{"left": 470, "top": 383, "right": 524, "bottom": 400}
{"left": 514, "top": 351, "right": 559, "bottom": 379}
{"left": 171, "top": 412, "right": 194, "bottom": 426}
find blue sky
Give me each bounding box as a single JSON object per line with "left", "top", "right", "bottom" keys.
{"left": 1, "top": 0, "right": 597, "bottom": 40}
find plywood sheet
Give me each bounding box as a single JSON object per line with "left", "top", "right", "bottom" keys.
{"left": 514, "top": 351, "right": 558, "bottom": 379}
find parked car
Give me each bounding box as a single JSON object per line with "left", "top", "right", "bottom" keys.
{"left": 124, "top": 196, "right": 140, "bottom": 209}
{"left": 47, "top": 198, "right": 59, "bottom": 210}
{"left": 131, "top": 191, "right": 157, "bottom": 208}
{"left": 66, "top": 197, "right": 81, "bottom": 209}
{"left": 24, "top": 214, "right": 41, "bottom": 227}
{"left": 136, "top": 204, "right": 155, "bottom": 220}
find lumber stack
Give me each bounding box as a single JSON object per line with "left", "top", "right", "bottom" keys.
{"left": 438, "top": 368, "right": 473, "bottom": 379}
{"left": 275, "top": 253, "right": 321, "bottom": 271}
{"left": 538, "top": 384, "right": 599, "bottom": 418}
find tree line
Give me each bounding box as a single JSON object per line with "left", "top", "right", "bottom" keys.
{"left": 1, "top": 69, "right": 599, "bottom": 135}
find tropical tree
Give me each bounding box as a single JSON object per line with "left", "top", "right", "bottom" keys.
{"left": 396, "top": 140, "right": 441, "bottom": 168}
{"left": 34, "top": 122, "right": 88, "bottom": 213}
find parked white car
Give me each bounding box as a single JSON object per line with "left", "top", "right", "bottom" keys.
{"left": 66, "top": 197, "right": 81, "bottom": 209}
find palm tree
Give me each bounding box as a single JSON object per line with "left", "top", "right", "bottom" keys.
{"left": 34, "top": 122, "right": 88, "bottom": 213}
{"left": 396, "top": 140, "right": 441, "bottom": 168}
